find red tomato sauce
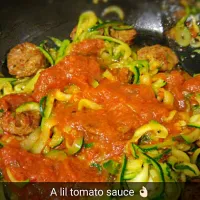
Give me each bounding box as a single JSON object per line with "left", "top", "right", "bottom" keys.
{"left": 183, "top": 75, "right": 200, "bottom": 93}
{"left": 0, "top": 39, "right": 198, "bottom": 184}
{"left": 0, "top": 145, "right": 106, "bottom": 182}
{"left": 33, "top": 55, "right": 101, "bottom": 101}
{"left": 52, "top": 79, "right": 170, "bottom": 164}
{"left": 166, "top": 70, "right": 186, "bottom": 110}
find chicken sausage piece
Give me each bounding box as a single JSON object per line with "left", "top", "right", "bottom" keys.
{"left": 137, "top": 45, "right": 179, "bottom": 71}
{"left": 7, "top": 42, "right": 46, "bottom": 78}
{"left": 0, "top": 94, "right": 41, "bottom": 136}
{"left": 111, "top": 68, "right": 133, "bottom": 84}
{"left": 0, "top": 111, "right": 41, "bottom": 136}
{"left": 110, "top": 28, "right": 137, "bottom": 45}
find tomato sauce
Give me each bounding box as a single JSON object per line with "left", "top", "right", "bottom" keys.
{"left": 166, "top": 70, "right": 186, "bottom": 110}
{"left": 33, "top": 55, "right": 101, "bottom": 101}
{"left": 183, "top": 75, "right": 200, "bottom": 93}
{"left": 0, "top": 38, "right": 199, "bottom": 184}
{"left": 52, "top": 79, "right": 170, "bottom": 164}
{"left": 0, "top": 145, "right": 106, "bottom": 182}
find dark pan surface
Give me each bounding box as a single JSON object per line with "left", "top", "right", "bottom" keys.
{"left": 0, "top": 0, "right": 199, "bottom": 75}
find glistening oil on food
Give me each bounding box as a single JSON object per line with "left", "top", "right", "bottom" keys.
{"left": 0, "top": 1, "right": 200, "bottom": 199}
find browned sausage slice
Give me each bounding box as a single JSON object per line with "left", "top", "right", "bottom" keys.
{"left": 0, "top": 111, "right": 41, "bottom": 136}
{"left": 137, "top": 45, "right": 179, "bottom": 71}
{"left": 110, "top": 29, "right": 137, "bottom": 45}
{"left": 0, "top": 94, "right": 41, "bottom": 136}
{"left": 7, "top": 42, "right": 46, "bottom": 78}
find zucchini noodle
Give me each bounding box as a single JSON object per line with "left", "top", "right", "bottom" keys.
{"left": 0, "top": 70, "right": 42, "bottom": 97}
{"left": 6, "top": 168, "right": 29, "bottom": 188}
{"left": 74, "top": 11, "right": 98, "bottom": 41}
{"left": 168, "top": 2, "right": 200, "bottom": 49}
{"left": 191, "top": 148, "right": 200, "bottom": 164}
{"left": 130, "top": 121, "right": 168, "bottom": 143}
{"left": 78, "top": 99, "right": 103, "bottom": 111}
{"left": 92, "top": 35, "right": 132, "bottom": 59}
{"left": 102, "top": 5, "right": 125, "bottom": 20}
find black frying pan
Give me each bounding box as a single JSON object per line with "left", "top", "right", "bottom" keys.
{"left": 0, "top": 0, "right": 199, "bottom": 75}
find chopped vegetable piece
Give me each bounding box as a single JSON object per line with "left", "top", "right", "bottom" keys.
{"left": 102, "top": 6, "right": 125, "bottom": 20}
{"left": 130, "top": 121, "right": 168, "bottom": 143}
{"left": 66, "top": 136, "right": 83, "bottom": 155}
{"left": 16, "top": 102, "right": 40, "bottom": 113}
{"left": 116, "top": 155, "right": 127, "bottom": 182}
{"left": 6, "top": 168, "right": 29, "bottom": 188}
{"left": 48, "top": 37, "right": 62, "bottom": 47}
{"left": 20, "top": 128, "right": 41, "bottom": 151}
{"left": 174, "top": 163, "right": 200, "bottom": 177}
{"left": 175, "top": 26, "right": 191, "bottom": 47}
{"left": 38, "top": 46, "right": 54, "bottom": 66}
{"left": 90, "top": 162, "right": 102, "bottom": 172}
{"left": 31, "top": 118, "right": 57, "bottom": 154}
{"left": 103, "top": 160, "right": 120, "bottom": 175}
{"left": 188, "top": 114, "right": 200, "bottom": 128}
{"left": 181, "top": 128, "right": 200, "bottom": 143}
{"left": 39, "top": 96, "right": 47, "bottom": 117}
{"left": 55, "top": 39, "right": 70, "bottom": 64}
{"left": 78, "top": 99, "right": 103, "bottom": 111}
{"left": 74, "top": 11, "right": 98, "bottom": 41}
{"left": 191, "top": 148, "right": 200, "bottom": 164}
{"left": 45, "top": 150, "right": 67, "bottom": 161}
{"left": 49, "top": 127, "right": 64, "bottom": 148}
{"left": 84, "top": 143, "right": 94, "bottom": 148}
